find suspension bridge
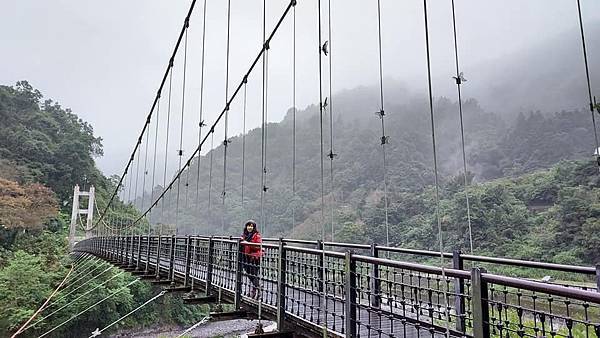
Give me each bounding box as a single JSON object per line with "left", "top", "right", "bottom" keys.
{"left": 11, "top": 0, "right": 600, "bottom": 337}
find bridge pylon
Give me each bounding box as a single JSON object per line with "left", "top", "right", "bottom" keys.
{"left": 68, "top": 184, "right": 95, "bottom": 250}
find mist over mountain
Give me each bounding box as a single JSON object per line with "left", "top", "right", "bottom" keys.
{"left": 141, "top": 21, "right": 599, "bottom": 241}
{"left": 465, "top": 22, "right": 600, "bottom": 117}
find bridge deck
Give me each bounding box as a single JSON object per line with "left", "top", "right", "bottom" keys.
{"left": 74, "top": 237, "right": 600, "bottom": 338}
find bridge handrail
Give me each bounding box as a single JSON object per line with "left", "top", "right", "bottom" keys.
{"left": 113, "top": 235, "right": 598, "bottom": 276}
{"left": 481, "top": 272, "right": 600, "bottom": 303}
{"left": 258, "top": 237, "right": 596, "bottom": 275}
{"left": 353, "top": 253, "right": 600, "bottom": 303}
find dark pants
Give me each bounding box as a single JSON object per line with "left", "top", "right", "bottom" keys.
{"left": 243, "top": 255, "right": 260, "bottom": 287}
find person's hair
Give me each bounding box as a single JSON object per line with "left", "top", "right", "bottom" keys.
{"left": 242, "top": 219, "right": 258, "bottom": 236}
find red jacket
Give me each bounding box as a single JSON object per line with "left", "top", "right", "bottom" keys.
{"left": 241, "top": 232, "right": 263, "bottom": 259}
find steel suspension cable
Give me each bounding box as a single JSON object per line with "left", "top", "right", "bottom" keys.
{"left": 241, "top": 81, "right": 247, "bottom": 217}
{"left": 131, "top": 0, "right": 296, "bottom": 227}
{"left": 221, "top": 0, "right": 232, "bottom": 234}
{"left": 127, "top": 163, "right": 133, "bottom": 204}
{"left": 141, "top": 108, "right": 151, "bottom": 214}
{"left": 575, "top": 0, "right": 600, "bottom": 170}
{"left": 291, "top": 2, "right": 297, "bottom": 230}
{"left": 37, "top": 279, "right": 139, "bottom": 338}
{"left": 450, "top": 0, "right": 474, "bottom": 255}
{"left": 146, "top": 97, "right": 160, "bottom": 264}
{"left": 208, "top": 131, "right": 215, "bottom": 223}
{"left": 96, "top": 0, "right": 198, "bottom": 227}
{"left": 11, "top": 265, "right": 75, "bottom": 338}
{"left": 134, "top": 139, "right": 142, "bottom": 209}
{"left": 317, "top": 0, "right": 328, "bottom": 331}
{"left": 175, "top": 25, "right": 190, "bottom": 236}
{"left": 258, "top": 0, "right": 268, "bottom": 324}
{"left": 88, "top": 290, "right": 167, "bottom": 338}
{"left": 195, "top": 0, "right": 208, "bottom": 221}
{"left": 161, "top": 69, "right": 174, "bottom": 226}
{"left": 326, "top": 0, "right": 337, "bottom": 242}
{"left": 375, "top": 0, "right": 390, "bottom": 248}
{"left": 422, "top": 0, "right": 450, "bottom": 336}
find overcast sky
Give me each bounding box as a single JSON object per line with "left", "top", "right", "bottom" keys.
{"left": 2, "top": 0, "right": 599, "bottom": 177}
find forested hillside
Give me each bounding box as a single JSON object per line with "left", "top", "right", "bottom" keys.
{"left": 148, "top": 88, "right": 599, "bottom": 264}
{"left": 0, "top": 83, "right": 206, "bottom": 337}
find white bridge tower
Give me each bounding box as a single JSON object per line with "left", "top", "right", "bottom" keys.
{"left": 68, "top": 185, "right": 95, "bottom": 250}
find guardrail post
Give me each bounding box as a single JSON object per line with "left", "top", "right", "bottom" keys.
{"left": 595, "top": 263, "right": 600, "bottom": 292}
{"left": 370, "top": 243, "right": 381, "bottom": 308}
{"left": 120, "top": 235, "right": 126, "bottom": 263}
{"left": 277, "top": 238, "right": 287, "bottom": 330}
{"left": 316, "top": 240, "right": 324, "bottom": 293}
{"left": 453, "top": 249, "right": 466, "bottom": 332}
{"left": 145, "top": 235, "right": 151, "bottom": 273}
{"left": 234, "top": 239, "right": 243, "bottom": 309}
{"left": 128, "top": 234, "right": 134, "bottom": 266}
{"left": 205, "top": 237, "right": 214, "bottom": 295}
{"left": 136, "top": 235, "right": 142, "bottom": 269}
{"left": 184, "top": 236, "right": 192, "bottom": 287}
{"left": 345, "top": 251, "right": 357, "bottom": 338}
{"left": 123, "top": 235, "right": 127, "bottom": 263}
{"left": 169, "top": 235, "right": 176, "bottom": 282}
{"left": 471, "top": 267, "right": 490, "bottom": 338}
{"left": 191, "top": 237, "right": 199, "bottom": 289}
{"left": 155, "top": 235, "right": 163, "bottom": 278}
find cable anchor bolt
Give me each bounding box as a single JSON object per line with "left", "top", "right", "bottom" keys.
{"left": 453, "top": 72, "right": 467, "bottom": 85}
{"left": 375, "top": 109, "right": 385, "bottom": 118}
{"left": 321, "top": 97, "right": 328, "bottom": 111}
{"left": 321, "top": 41, "right": 329, "bottom": 56}
{"left": 381, "top": 136, "right": 389, "bottom": 145}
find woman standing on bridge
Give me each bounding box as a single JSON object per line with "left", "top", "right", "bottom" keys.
{"left": 240, "top": 220, "right": 263, "bottom": 298}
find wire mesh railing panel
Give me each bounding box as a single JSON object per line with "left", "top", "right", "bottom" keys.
{"left": 211, "top": 240, "right": 237, "bottom": 291}
{"left": 284, "top": 248, "right": 332, "bottom": 329}
{"left": 190, "top": 238, "right": 209, "bottom": 281}
{"left": 484, "top": 282, "right": 600, "bottom": 338}
{"left": 351, "top": 259, "right": 466, "bottom": 338}
{"left": 173, "top": 237, "right": 187, "bottom": 274}
{"left": 147, "top": 236, "right": 159, "bottom": 271}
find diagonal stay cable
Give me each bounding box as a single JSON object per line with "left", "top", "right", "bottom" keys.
{"left": 58, "top": 254, "right": 97, "bottom": 286}
{"left": 11, "top": 264, "right": 75, "bottom": 338}
{"left": 130, "top": 0, "right": 298, "bottom": 227}
{"left": 23, "top": 271, "right": 126, "bottom": 332}
{"left": 51, "top": 257, "right": 105, "bottom": 296}
{"left": 175, "top": 316, "right": 209, "bottom": 338}
{"left": 47, "top": 263, "right": 113, "bottom": 309}
{"left": 88, "top": 290, "right": 167, "bottom": 337}
{"left": 37, "top": 279, "right": 139, "bottom": 338}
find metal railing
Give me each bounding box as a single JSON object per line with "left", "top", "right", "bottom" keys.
{"left": 74, "top": 236, "right": 600, "bottom": 338}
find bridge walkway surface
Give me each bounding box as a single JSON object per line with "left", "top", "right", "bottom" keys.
{"left": 74, "top": 236, "right": 600, "bottom": 338}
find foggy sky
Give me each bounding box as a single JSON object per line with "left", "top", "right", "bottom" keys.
{"left": 2, "top": 0, "right": 599, "bottom": 177}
